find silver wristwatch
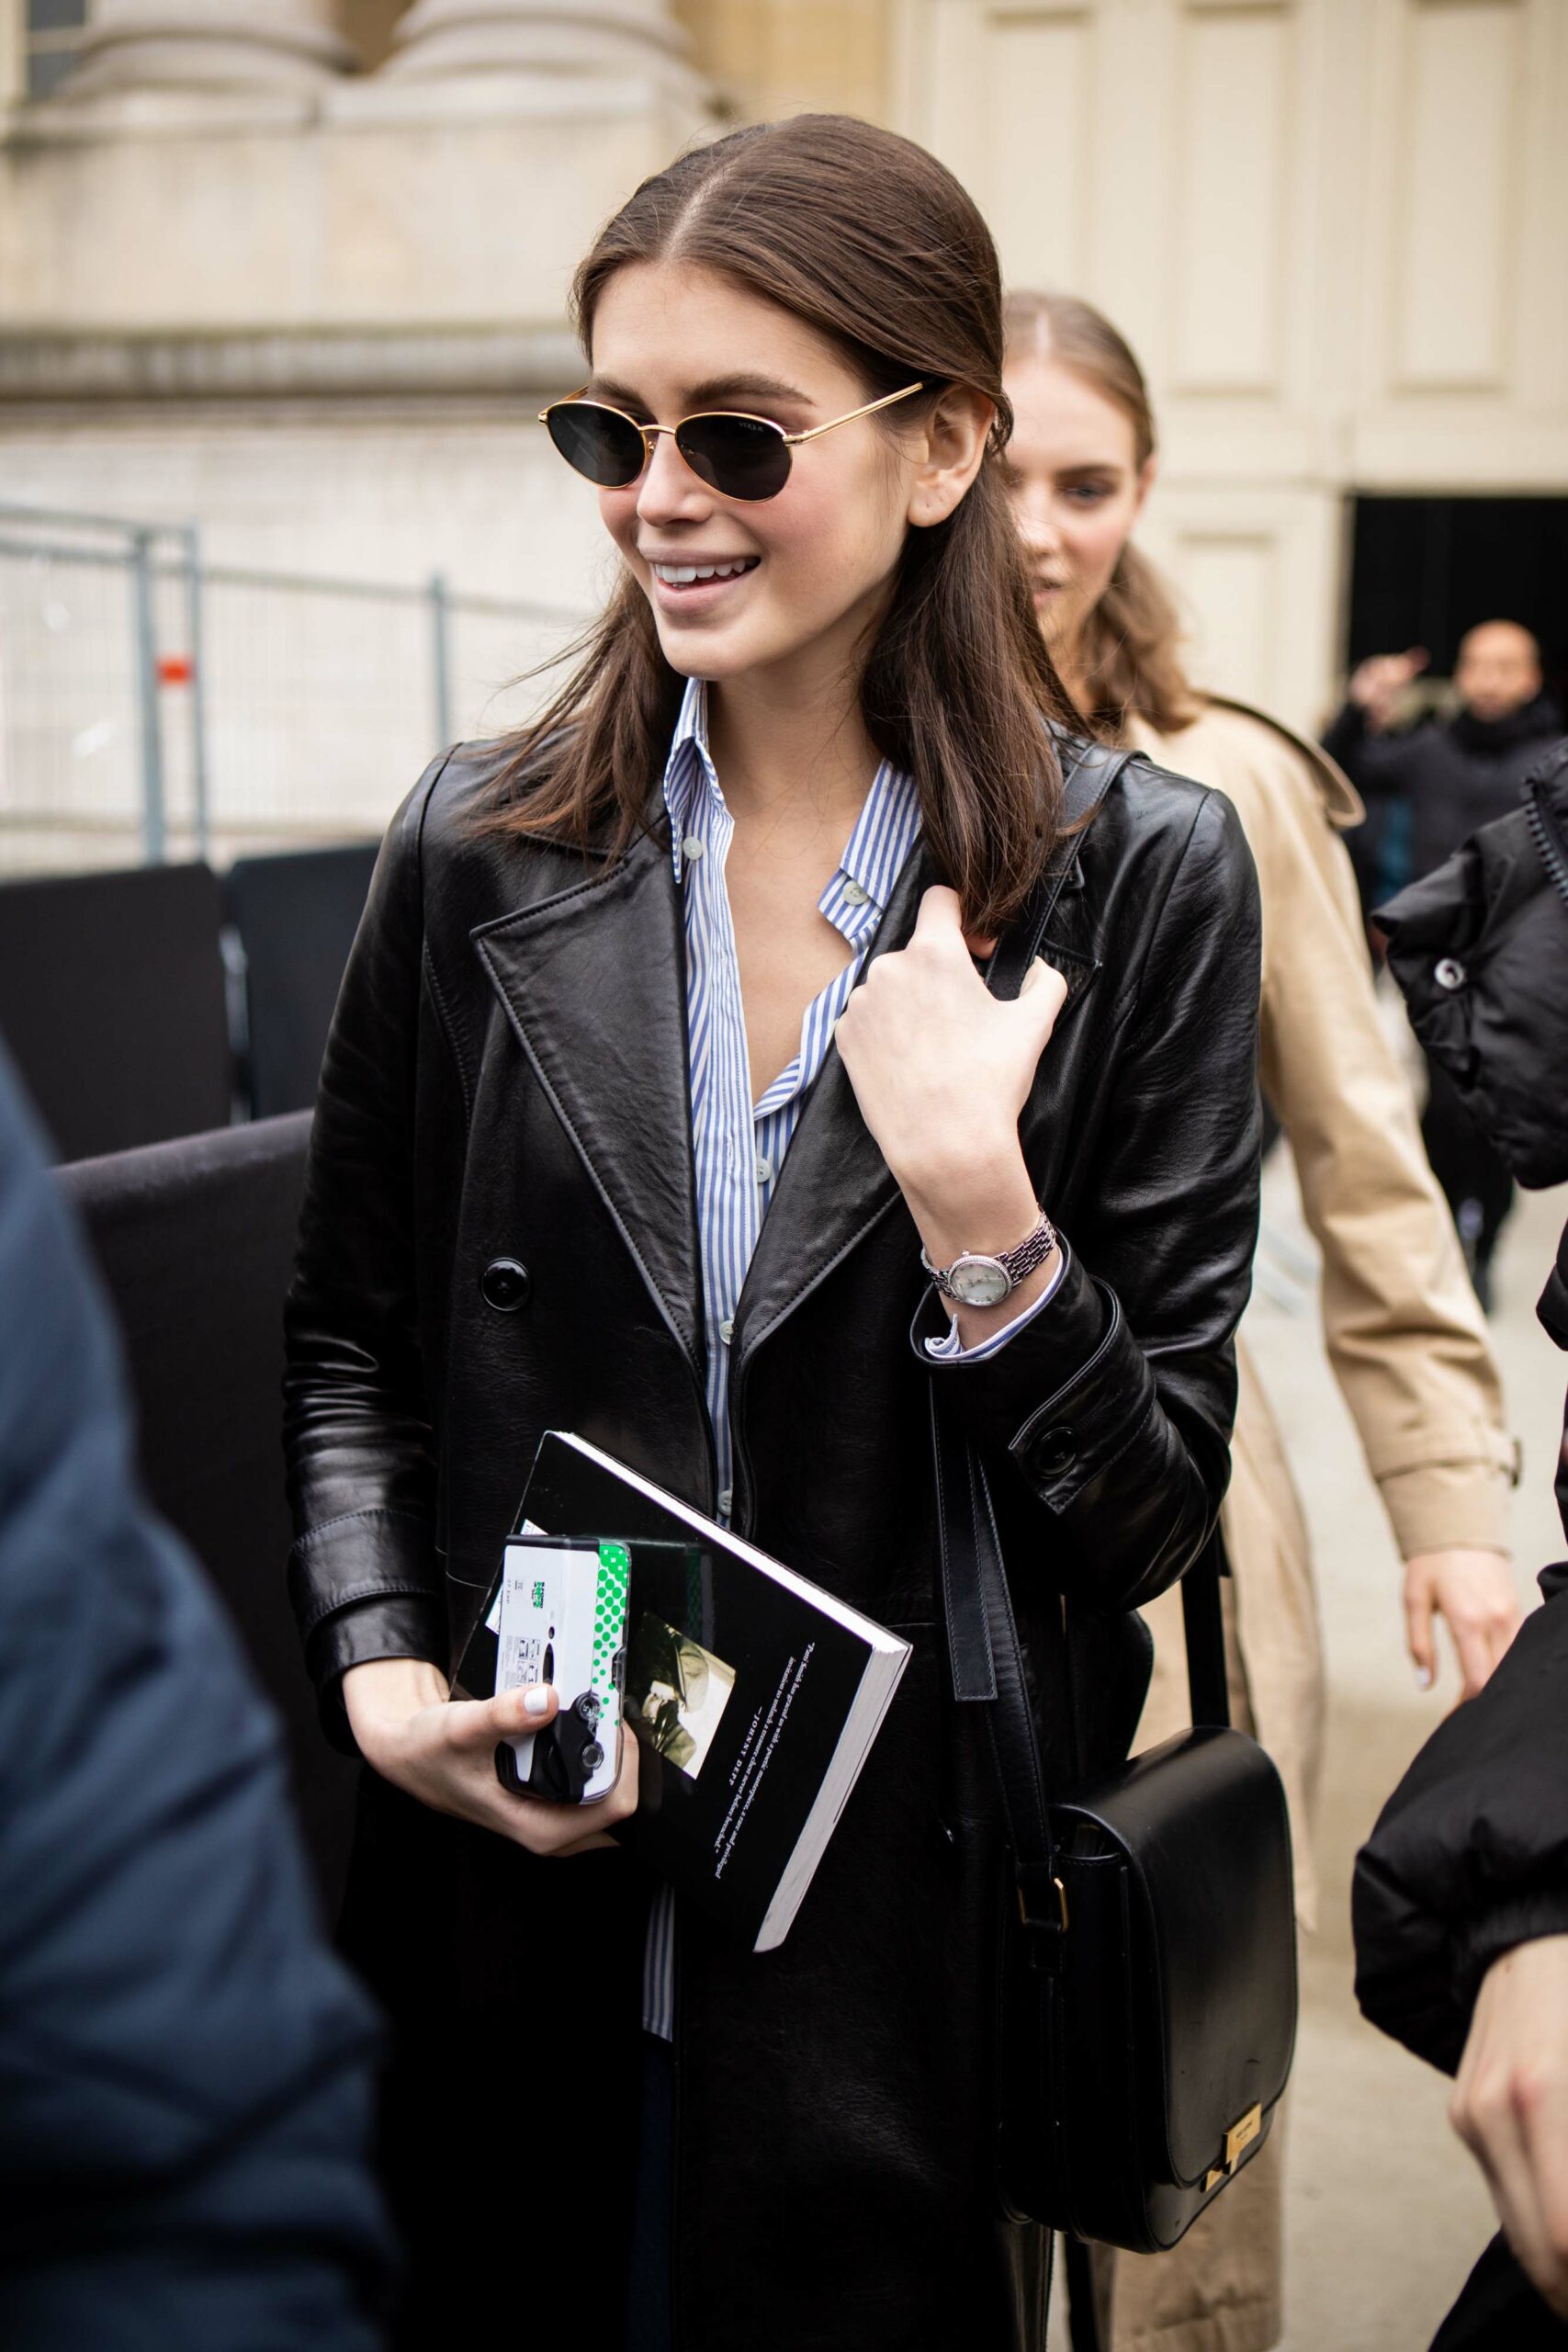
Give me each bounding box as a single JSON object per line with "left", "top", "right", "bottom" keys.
{"left": 920, "top": 1208, "right": 1059, "bottom": 1309}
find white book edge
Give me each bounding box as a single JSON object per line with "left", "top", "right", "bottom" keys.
{"left": 554, "top": 1430, "right": 910, "bottom": 1659}
{"left": 549, "top": 1431, "right": 914, "bottom": 1951}
{"left": 754, "top": 1640, "right": 910, "bottom": 1951}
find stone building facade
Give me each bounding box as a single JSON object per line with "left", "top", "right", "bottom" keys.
{"left": 1, "top": 1, "right": 1565, "bottom": 852}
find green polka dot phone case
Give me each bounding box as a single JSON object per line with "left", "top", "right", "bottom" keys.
{"left": 490, "top": 1532, "right": 631, "bottom": 1804}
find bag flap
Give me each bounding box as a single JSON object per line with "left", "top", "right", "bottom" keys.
{"left": 1055, "top": 1726, "right": 1297, "bottom": 2188}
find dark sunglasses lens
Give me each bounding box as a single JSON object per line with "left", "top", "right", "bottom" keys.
{"left": 676, "top": 414, "right": 792, "bottom": 502}
{"left": 546, "top": 403, "right": 646, "bottom": 488}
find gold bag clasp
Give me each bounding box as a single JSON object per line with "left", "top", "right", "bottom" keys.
{"left": 1203, "top": 2102, "right": 1262, "bottom": 2192}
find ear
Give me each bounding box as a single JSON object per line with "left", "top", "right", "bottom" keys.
{"left": 907, "top": 386, "right": 994, "bottom": 529}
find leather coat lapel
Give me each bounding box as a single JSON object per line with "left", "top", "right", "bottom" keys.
{"left": 738, "top": 839, "right": 1104, "bottom": 1357}
{"left": 471, "top": 831, "right": 703, "bottom": 1373}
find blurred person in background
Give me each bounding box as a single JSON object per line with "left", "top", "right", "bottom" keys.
{"left": 1002, "top": 290, "right": 1522, "bottom": 2352}
{"left": 0, "top": 1039, "right": 389, "bottom": 2351}
{"left": 1324, "top": 625, "right": 1565, "bottom": 1305}
{"left": 1356, "top": 739, "right": 1568, "bottom": 2348}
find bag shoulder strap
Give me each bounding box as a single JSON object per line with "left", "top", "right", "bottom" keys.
{"left": 987, "top": 733, "right": 1133, "bottom": 995}
{"left": 931, "top": 731, "right": 1231, "bottom": 1848}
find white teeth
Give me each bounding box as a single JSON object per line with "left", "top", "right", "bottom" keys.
{"left": 651, "top": 560, "right": 755, "bottom": 585}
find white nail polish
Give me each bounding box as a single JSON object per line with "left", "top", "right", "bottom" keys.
{"left": 524, "top": 1685, "right": 552, "bottom": 1716}
{"left": 1416, "top": 1666, "right": 1433, "bottom": 1691}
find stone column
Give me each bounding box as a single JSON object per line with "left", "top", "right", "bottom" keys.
{"left": 382, "top": 0, "right": 700, "bottom": 98}
{"left": 62, "top": 1, "right": 360, "bottom": 97}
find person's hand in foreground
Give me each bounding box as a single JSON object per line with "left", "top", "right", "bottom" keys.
{"left": 1404, "top": 1550, "right": 1525, "bottom": 1699}
{"left": 344, "top": 1657, "right": 639, "bottom": 1855}
{"left": 1450, "top": 1934, "right": 1568, "bottom": 2317}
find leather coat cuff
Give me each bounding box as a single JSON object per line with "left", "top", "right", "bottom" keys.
{"left": 910, "top": 1238, "right": 1153, "bottom": 1510}
{"left": 1455, "top": 1890, "right": 1568, "bottom": 2019}
{"left": 305, "top": 1591, "right": 449, "bottom": 1754}
{"left": 288, "top": 1505, "right": 445, "bottom": 1751}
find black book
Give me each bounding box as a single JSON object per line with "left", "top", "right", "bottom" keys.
{"left": 510, "top": 1429, "right": 910, "bottom": 1951}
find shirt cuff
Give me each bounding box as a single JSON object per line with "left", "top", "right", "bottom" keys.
{"left": 924, "top": 1250, "right": 1066, "bottom": 1364}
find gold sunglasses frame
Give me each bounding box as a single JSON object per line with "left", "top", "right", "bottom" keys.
{"left": 537, "top": 380, "right": 926, "bottom": 498}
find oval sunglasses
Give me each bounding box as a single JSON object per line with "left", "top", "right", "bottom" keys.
{"left": 538, "top": 380, "right": 926, "bottom": 504}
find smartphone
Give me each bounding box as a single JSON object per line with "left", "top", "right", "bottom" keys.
{"left": 491, "top": 1533, "right": 631, "bottom": 1804}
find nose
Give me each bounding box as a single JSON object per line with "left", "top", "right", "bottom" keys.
{"left": 636, "top": 429, "right": 714, "bottom": 528}
{"left": 1011, "top": 481, "right": 1062, "bottom": 560}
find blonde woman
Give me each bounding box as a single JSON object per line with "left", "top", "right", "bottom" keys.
{"left": 1002, "top": 292, "right": 1521, "bottom": 2352}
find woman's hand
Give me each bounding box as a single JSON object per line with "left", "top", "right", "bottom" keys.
{"left": 342, "top": 1656, "right": 639, "bottom": 1856}
{"left": 1451, "top": 1935, "right": 1568, "bottom": 2316}
{"left": 1404, "top": 1550, "right": 1524, "bottom": 1698}
{"left": 835, "top": 885, "right": 1067, "bottom": 1342}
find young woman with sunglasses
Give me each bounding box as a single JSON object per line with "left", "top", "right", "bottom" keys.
{"left": 284, "top": 120, "right": 1263, "bottom": 2352}
{"left": 1001, "top": 291, "right": 1520, "bottom": 2352}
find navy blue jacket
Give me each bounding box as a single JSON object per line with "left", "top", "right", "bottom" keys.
{"left": 0, "top": 1044, "right": 389, "bottom": 2348}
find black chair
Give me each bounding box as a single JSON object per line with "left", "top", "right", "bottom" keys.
{"left": 58, "top": 1113, "right": 358, "bottom": 1916}
{"left": 0, "top": 864, "right": 231, "bottom": 1162}
{"left": 224, "top": 843, "right": 378, "bottom": 1118}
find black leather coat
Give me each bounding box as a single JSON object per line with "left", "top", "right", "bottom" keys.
{"left": 283, "top": 735, "right": 1262, "bottom": 2352}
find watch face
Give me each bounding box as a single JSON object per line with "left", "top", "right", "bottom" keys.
{"left": 951, "top": 1255, "right": 1010, "bottom": 1308}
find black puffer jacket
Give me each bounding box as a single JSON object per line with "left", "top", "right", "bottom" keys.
{"left": 1375, "top": 738, "right": 1568, "bottom": 1189}
{"left": 284, "top": 732, "right": 1262, "bottom": 2352}
{"left": 1356, "top": 743, "right": 1568, "bottom": 2070}
{"left": 1325, "top": 691, "right": 1564, "bottom": 890}
{"left": 1352, "top": 1544, "right": 1568, "bottom": 2078}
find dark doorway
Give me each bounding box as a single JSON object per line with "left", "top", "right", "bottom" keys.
{"left": 1345, "top": 495, "right": 1568, "bottom": 699}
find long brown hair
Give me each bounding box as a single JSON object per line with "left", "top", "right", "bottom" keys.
{"left": 1002, "top": 290, "right": 1200, "bottom": 739}
{"left": 478, "top": 115, "right": 1078, "bottom": 933}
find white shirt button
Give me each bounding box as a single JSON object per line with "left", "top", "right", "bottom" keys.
{"left": 682, "top": 835, "right": 705, "bottom": 862}
{"left": 841, "top": 880, "right": 870, "bottom": 907}
{"left": 716, "top": 1487, "right": 733, "bottom": 1516}
{"left": 718, "top": 1317, "right": 735, "bottom": 1344}
{"left": 755, "top": 1153, "right": 773, "bottom": 1184}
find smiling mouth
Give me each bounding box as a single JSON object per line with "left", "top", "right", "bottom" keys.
{"left": 649, "top": 557, "right": 760, "bottom": 586}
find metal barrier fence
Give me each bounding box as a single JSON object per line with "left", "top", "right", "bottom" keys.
{"left": 0, "top": 503, "right": 584, "bottom": 873}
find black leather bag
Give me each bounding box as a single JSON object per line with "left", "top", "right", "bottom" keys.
{"left": 931, "top": 741, "right": 1298, "bottom": 2281}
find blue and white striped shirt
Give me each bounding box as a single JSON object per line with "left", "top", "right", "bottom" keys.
{"left": 641, "top": 677, "right": 1058, "bottom": 2037}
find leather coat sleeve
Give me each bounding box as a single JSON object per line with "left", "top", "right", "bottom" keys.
{"left": 1353, "top": 1577, "right": 1568, "bottom": 2075}
{"left": 911, "top": 786, "right": 1262, "bottom": 1612}
{"left": 284, "top": 757, "right": 453, "bottom": 1740}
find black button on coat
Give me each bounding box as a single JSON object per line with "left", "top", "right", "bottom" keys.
{"left": 283, "top": 732, "right": 1263, "bottom": 2352}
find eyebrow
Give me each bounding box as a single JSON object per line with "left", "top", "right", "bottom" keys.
{"left": 581, "top": 371, "right": 814, "bottom": 414}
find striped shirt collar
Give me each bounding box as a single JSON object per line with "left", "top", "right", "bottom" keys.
{"left": 660, "top": 675, "right": 920, "bottom": 949}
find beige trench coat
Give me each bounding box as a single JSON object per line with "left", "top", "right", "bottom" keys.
{"left": 1102, "top": 698, "right": 1515, "bottom": 2352}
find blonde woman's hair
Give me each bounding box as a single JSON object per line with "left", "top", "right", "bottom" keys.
{"left": 1003, "top": 290, "right": 1201, "bottom": 739}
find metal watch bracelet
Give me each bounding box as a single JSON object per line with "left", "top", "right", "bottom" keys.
{"left": 920, "top": 1207, "right": 1059, "bottom": 1309}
